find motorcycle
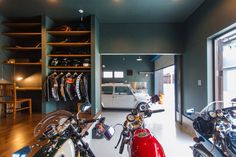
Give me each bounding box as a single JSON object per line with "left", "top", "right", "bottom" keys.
{"left": 187, "top": 100, "right": 236, "bottom": 157}
{"left": 95, "top": 101, "right": 166, "bottom": 157}
{"left": 12, "top": 109, "right": 97, "bottom": 157}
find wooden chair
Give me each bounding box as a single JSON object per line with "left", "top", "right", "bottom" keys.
{"left": 0, "top": 83, "right": 32, "bottom": 119}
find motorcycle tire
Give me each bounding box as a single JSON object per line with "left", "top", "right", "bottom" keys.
{"left": 193, "top": 149, "right": 209, "bottom": 157}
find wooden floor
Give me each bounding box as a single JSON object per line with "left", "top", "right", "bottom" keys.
{"left": 0, "top": 112, "right": 93, "bottom": 157}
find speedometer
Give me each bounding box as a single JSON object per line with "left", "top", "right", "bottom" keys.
{"left": 127, "top": 114, "right": 135, "bottom": 122}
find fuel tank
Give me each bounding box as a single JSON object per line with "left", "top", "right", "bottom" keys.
{"left": 130, "top": 128, "right": 165, "bottom": 157}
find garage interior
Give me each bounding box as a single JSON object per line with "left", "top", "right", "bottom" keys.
{"left": 0, "top": 0, "right": 236, "bottom": 156}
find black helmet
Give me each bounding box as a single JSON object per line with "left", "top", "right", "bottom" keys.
{"left": 61, "top": 58, "right": 71, "bottom": 66}
{"left": 50, "top": 58, "right": 59, "bottom": 66}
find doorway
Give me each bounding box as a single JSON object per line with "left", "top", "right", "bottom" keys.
{"left": 154, "top": 65, "right": 175, "bottom": 121}
{"left": 214, "top": 29, "right": 236, "bottom": 102}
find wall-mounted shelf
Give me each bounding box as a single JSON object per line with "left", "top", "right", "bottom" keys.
{"left": 3, "top": 22, "right": 41, "bottom": 27}
{"left": 48, "top": 31, "right": 90, "bottom": 36}
{"left": 3, "top": 32, "right": 42, "bottom": 36}
{"left": 47, "top": 54, "right": 91, "bottom": 57}
{"left": 5, "top": 62, "right": 42, "bottom": 66}
{"left": 48, "top": 66, "right": 91, "bottom": 69}
{"left": 47, "top": 42, "right": 91, "bottom": 47}
{"left": 16, "top": 87, "right": 42, "bottom": 91}
{"left": 6, "top": 47, "right": 41, "bottom": 51}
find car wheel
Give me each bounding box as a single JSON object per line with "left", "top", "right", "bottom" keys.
{"left": 137, "top": 102, "right": 148, "bottom": 112}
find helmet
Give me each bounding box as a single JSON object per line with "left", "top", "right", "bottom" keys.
{"left": 50, "top": 58, "right": 59, "bottom": 66}
{"left": 61, "top": 58, "right": 71, "bottom": 66}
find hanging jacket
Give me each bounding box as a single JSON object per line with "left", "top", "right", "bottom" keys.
{"left": 80, "top": 75, "right": 92, "bottom": 112}
{"left": 65, "top": 73, "right": 74, "bottom": 100}
{"left": 47, "top": 73, "right": 60, "bottom": 101}
{"left": 75, "top": 73, "right": 83, "bottom": 100}
{"left": 60, "top": 75, "right": 67, "bottom": 101}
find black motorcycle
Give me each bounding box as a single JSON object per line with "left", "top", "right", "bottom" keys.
{"left": 187, "top": 100, "right": 236, "bottom": 157}
{"left": 12, "top": 109, "right": 97, "bottom": 157}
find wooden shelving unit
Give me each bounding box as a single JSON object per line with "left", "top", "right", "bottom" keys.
{"left": 3, "top": 32, "right": 41, "bottom": 36}
{"left": 5, "top": 62, "right": 42, "bottom": 65}
{"left": 47, "top": 54, "right": 91, "bottom": 57}
{"left": 48, "top": 31, "right": 90, "bottom": 36}
{"left": 48, "top": 66, "right": 91, "bottom": 69}
{"left": 2, "top": 17, "right": 43, "bottom": 113}
{"left": 47, "top": 42, "right": 91, "bottom": 47}
{"left": 16, "top": 87, "right": 42, "bottom": 91}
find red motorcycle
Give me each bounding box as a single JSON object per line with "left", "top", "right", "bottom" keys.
{"left": 96, "top": 95, "right": 166, "bottom": 157}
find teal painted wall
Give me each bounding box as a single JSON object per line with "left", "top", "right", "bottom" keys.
{"left": 100, "top": 23, "right": 184, "bottom": 54}
{"left": 91, "top": 16, "right": 101, "bottom": 114}
{"left": 183, "top": 0, "right": 236, "bottom": 113}
{"left": 102, "top": 55, "right": 154, "bottom": 95}
{"left": 0, "top": 15, "right": 13, "bottom": 82}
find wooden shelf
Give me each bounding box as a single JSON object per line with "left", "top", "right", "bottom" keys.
{"left": 47, "top": 54, "right": 91, "bottom": 57}
{"left": 6, "top": 47, "right": 41, "bottom": 51}
{"left": 3, "top": 22, "right": 41, "bottom": 27}
{"left": 48, "top": 66, "right": 91, "bottom": 69}
{"left": 47, "top": 42, "right": 91, "bottom": 47}
{"left": 3, "top": 32, "right": 41, "bottom": 36}
{"left": 48, "top": 31, "right": 90, "bottom": 36}
{"left": 16, "top": 87, "right": 42, "bottom": 91}
{"left": 5, "top": 62, "right": 42, "bottom": 65}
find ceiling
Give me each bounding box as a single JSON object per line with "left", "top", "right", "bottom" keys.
{"left": 0, "top": 0, "right": 205, "bottom": 23}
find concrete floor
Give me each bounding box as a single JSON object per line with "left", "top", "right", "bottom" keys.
{"left": 85, "top": 83, "right": 194, "bottom": 157}
{"left": 85, "top": 105, "right": 194, "bottom": 157}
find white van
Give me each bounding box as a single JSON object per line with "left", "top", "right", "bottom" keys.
{"left": 101, "top": 83, "right": 150, "bottom": 109}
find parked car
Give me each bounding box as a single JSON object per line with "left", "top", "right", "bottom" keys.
{"left": 101, "top": 83, "right": 150, "bottom": 109}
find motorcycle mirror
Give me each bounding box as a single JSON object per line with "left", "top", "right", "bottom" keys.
{"left": 103, "top": 125, "right": 115, "bottom": 141}
{"left": 12, "top": 146, "right": 31, "bottom": 157}
{"left": 151, "top": 95, "right": 160, "bottom": 103}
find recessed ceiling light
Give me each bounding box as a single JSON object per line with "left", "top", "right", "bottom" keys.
{"left": 78, "top": 9, "right": 84, "bottom": 14}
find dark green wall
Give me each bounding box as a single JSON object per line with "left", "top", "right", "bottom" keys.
{"left": 100, "top": 23, "right": 184, "bottom": 54}
{"left": 0, "top": 15, "right": 13, "bottom": 82}
{"left": 183, "top": 0, "right": 236, "bottom": 112}
{"left": 102, "top": 55, "right": 154, "bottom": 95}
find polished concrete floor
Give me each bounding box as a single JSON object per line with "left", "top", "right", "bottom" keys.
{"left": 85, "top": 84, "right": 195, "bottom": 156}
{"left": 85, "top": 108, "right": 194, "bottom": 157}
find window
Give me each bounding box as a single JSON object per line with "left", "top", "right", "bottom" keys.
{"left": 115, "top": 86, "right": 132, "bottom": 95}
{"left": 114, "top": 71, "right": 124, "bottom": 78}
{"left": 103, "top": 71, "right": 113, "bottom": 78}
{"left": 102, "top": 86, "right": 113, "bottom": 94}
{"left": 214, "top": 29, "right": 236, "bottom": 102}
